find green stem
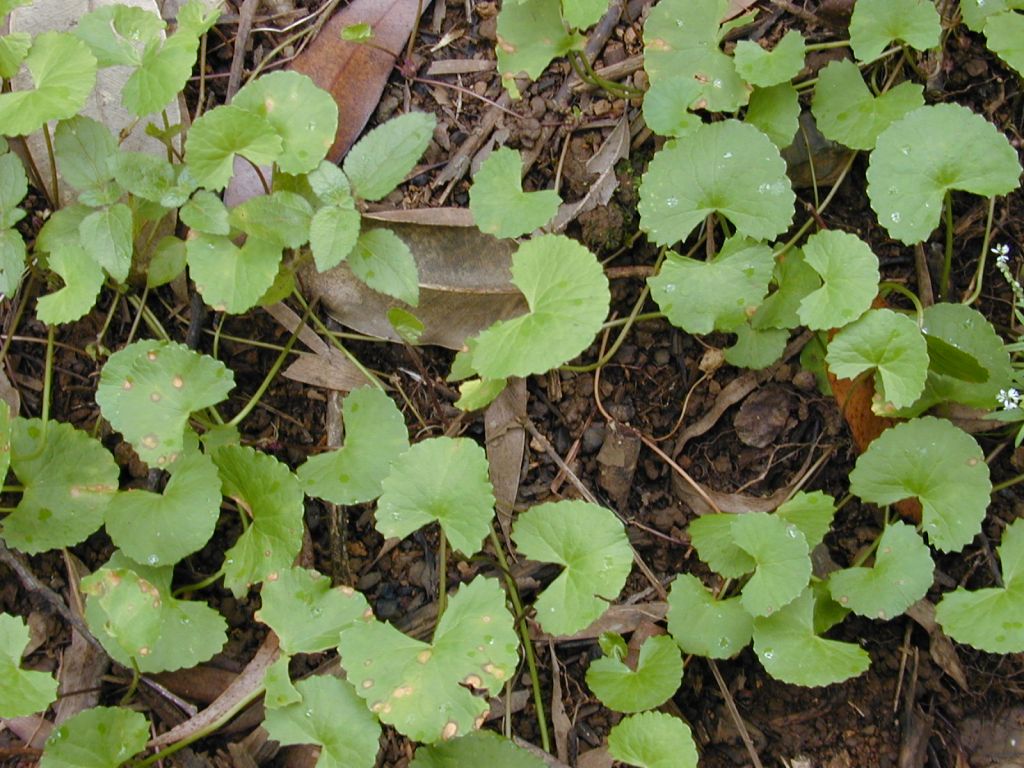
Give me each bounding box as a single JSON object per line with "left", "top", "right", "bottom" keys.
{"left": 560, "top": 284, "right": 651, "bottom": 373}
{"left": 803, "top": 40, "right": 850, "bottom": 52}
{"left": 992, "top": 473, "right": 1024, "bottom": 493}
{"left": 773, "top": 151, "right": 858, "bottom": 259}
{"left": 119, "top": 658, "right": 141, "bottom": 706}
{"left": 0, "top": 274, "right": 37, "bottom": 365}
{"left": 941, "top": 189, "right": 954, "bottom": 300}
{"left": 488, "top": 526, "right": 551, "bottom": 754}
{"left": 41, "top": 325, "right": 55, "bottom": 428}
{"left": 41, "top": 121, "right": 60, "bottom": 210}
{"left": 226, "top": 309, "right": 305, "bottom": 428}
{"left": 963, "top": 196, "right": 997, "bottom": 306}
{"left": 600, "top": 311, "right": 664, "bottom": 330}
{"left": 172, "top": 568, "right": 225, "bottom": 598}
{"left": 571, "top": 50, "right": 643, "bottom": 98}
{"left": 879, "top": 282, "right": 924, "bottom": 326}
{"left": 850, "top": 524, "right": 884, "bottom": 568}
{"left": 2, "top": 484, "right": 25, "bottom": 493}
{"left": 93, "top": 290, "right": 122, "bottom": 354}
{"left": 292, "top": 290, "right": 386, "bottom": 391}
{"left": 437, "top": 531, "right": 448, "bottom": 623}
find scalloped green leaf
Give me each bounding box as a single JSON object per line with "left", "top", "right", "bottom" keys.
{"left": 339, "top": 577, "right": 518, "bottom": 744}
{"left": 465, "top": 234, "right": 609, "bottom": 378}
{"left": 752, "top": 249, "right": 818, "bottom": 331}
{"left": 54, "top": 116, "right": 120, "bottom": 206}
{"left": 73, "top": 4, "right": 164, "bottom": 67}
{"left": 376, "top": 436, "right": 494, "bottom": 555}
{"left": 35, "top": 244, "right": 105, "bottom": 325}
{"left": 641, "top": 77, "right": 702, "bottom": 138}
{"left": 411, "top": 731, "right": 547, "bottom": 768}
{"left": 732, "top": 512, "right": 811, "bottom": 617}
{"left": 185, "top": 104, "right": 282, "bottom": 190}
{"left": 724, "top": 323, "right": 788, "bottom": 370}
{"left": 745, "top": 82, "right": 799, "bottom": 149}
{"left": 180, "top": 189, "right": 230, "bottom": 235}
{"left": 0, "top": 151, "right": 27, "bottom": 230}
{"left": 115, "top": 152, "right": 197, "bottom": 208}
{"left": 650, "top": 236, "right": 775, "bottom": 334}
{"left": 607, "top": 712, "right": 698, "bottom": 768}
{"left": 811, "top": 59, "right": 924, "bottom": 151}
{"left": 309, "top": 204, "right": 360, "bottom": 271}
{"left": 256, "top": 567, "right": 370, "bottom": 654}
{"left": 752, "top": 589, "right": 870, "bottom": 686}
{"left": 849, "top": 0, "right": 941, "bottom": 61}
{"left": 0, "top": 228, "right": 26, "bottom": 296}
{"left": 349, "top": 228, "right": 420, "bottom": 306}
{"left": 96, "top": 340, "right": 234, "bottom": 467}
{"left": 215, "top": 445, "right": 304, "bottom": 597}
{"left": 343, "top": 112, "right": 436, "bottom": 201}
{"left": 667, "top": 573, "right": 752, "bottom": 659}
{"left": 308, "top": 160, "right": 353, "bottom": 207}
{"left": 562, "top": 0, "right": 608, "bottom": 29}
{"left": 960, "top": 0, "right": 1024, "bottom": 31}
{"left": 105, "top": 450, "right": 221, "bottom": 567}
{"left": 639, "top": 120, "right": 794, "bottom": 245}
{"left": 0, "top": 32, "right": 31, "bottom": 79}
{"left": 299, "top": 387, "right": 409, "bottom": 505}
{"left": 0, "top": 32, "right": 97, "bottom": 136}
{"left": 233, "top": 71, "right": 337, "bottom": 175}
{"left": 80, "top": 204, "right": 133, "bottom": 282}
{"left": 496, "top": 0, "right": 582, "bottom": 98}
{"left": 775, "top": 491, "right": 835, "bottom": 550}
{"left": 187, "top": 233, "right": 282, "bottom": 313}
{"left": 825, "top": 308, "right": 928, "bottom": 412}
{"left": 229, "top": 191, "right": 312, "bottom": 250}
{"left": 849, "top": 416, "right": 990, "bottom": 553}
{"left": 798, "top": 230, "right": 879, "bottom": 330}
{"left": 469, "top": 147, "right": 560, "bottom": 238}
{"left": 936, "top": 517, "right": 1024, "bottom": 653}
{"left": 984, "top": 11, "right": 1024, "bottom": 75}
{"left": 2, "top": 420, "right": 117, "bottom": 553}
{"left": 0, "top": 613, "right": 57, "bottom": 717}
{"left": 689, "top": 514, "right": 756, "bottom": 578}
{"left": 867, "top": 104, "right": 1022, "bottom": 244}
{"left": 644, "top": 0, "right": 749, "bottom": 113}
{"left": 586, "top": 634, "right": 682, "bottom": 713}
{"left": 40, "top": 706, "right": 148, "bottom": 768}
{"left": 83, "top": 552, "right": 226, "bottom": 672}
{"left": 734, "top": 30, "right": 805, "bottom": 87}
{"left": 512, "top": 500, "right": 632, "bottom": 636}
{"left": 827, "top": 522, "right": 933, "bottom": 620}
{"left": 263, "top": 656, "right": 301, "bottom": 710}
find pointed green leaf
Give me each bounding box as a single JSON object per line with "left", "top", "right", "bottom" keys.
{"left": 187, "top": 233, "right": 282, "bottom": 313}
{"left": 40, "top": 707, "right": 148, "bottom": 768}
{"left": 689, "top": 514, "right": 756, "bottom": 578}
{"left": 147, "top": 235, "right": 188, "bottom": 288}
{"left": 512, "top": 500, "right": 632, "bottom": 636}
{"left": 309, "top": 204, "right": 360, "bottom": 271}
{"left": 454, "top": 378, "right": 508, "bottom": 412}
{"left": 775, "top": 491, "right": 835, "bottom": 550}
{"left": 124, "top": 31, "right": 201, "bottom": 115}
{"left": 827, "top": 522, "right": 933, "bottom": 620}
{"left": 0, "top": 613, "right": 57, "bottom": 717}
{"left": 0, "top": 228, "right": 26, "bottom": 296}
{"left": 340, "top": 577, "right": 518, "bottom": 743}
{"left": 0, "top": 151, "right": 27, "bottom": 229}
{"left": 825, "top": 308, "right": 928, "bottom": 411}
{"left": 180, "top": 189, "right": 230, "bottom": 235}
{"left": 753, "top": 589, "right": 870, "bottom": 686}
{"left": 586, "top": 634, "right": 682, "bottom": 713}
{"left": 115, "top": 152, "right": 196, "bottom": 207}
{"left": 811, "top": 59, "right": 924, "bottom": 151}
{"left": 298, "top": 387, "right": 409, "bottom": 505}
{"left": 348, "top": 228, "right": 420, "bottom": 306}
{"left": 798, "top": 230, "right": 879, "bottom": 330}
{"left": 849, "top": 0, "right": 941, "bottom": 61}
{"left": 469, "top": 147, "right": 560, "bottom": 237}
{"left": 96, "top": 340, "right": 234, "bottom": 467}
{"left": 256, "top": 567, "right": 370, "bottom": 654}
{"left": 2, "top": 420, "right": 117, "bottom": 553}
{"left": 376, "top": 436, "right": 494, "bottom": 555}
{"left": 36, "top": 244, "right": 105, "bottom": 325}
{"left": 308, "top": 160, "right": 353, "bottom": 206}
{"left": 745, "top": 82, "right": 800, "bottom": 149}
{"left": 732, "top": 512, "right": 811, "bottom": 617}
{"left": 724, "top": 322, "right": 788, "bottom": 370}
{"left": 411, "top": 731, "right": 547, "bottom": 768}
{"left": 667, "top": 573, "right": 752, "bottom": 659}
{"left": 639, "top": 120, "right": 794, "bottom": 245}
{"left": 214, "top": 445, "right": 304, "bottom": 597}
{"left": 185, "top": 104, "right": 282, "bottom": 190}
{"left": 54, "top": 116, "right": 120, "bottom": 206}
{"left": 734, "top": 30, "right": 805, "bottom": 87}
{"left": 73, "top": 4, "right": 164, "bottom": 67}
{"left": 264, "top": 676, "right": 381, "bottom": 768}
{"left": 936, "top": 517, "right": 1024, "bottom": 653}
{"left": 849, "top": 416, "right": 990, "bottom": 553}
{"left": 229, "top": 191, "right": 312, "bottom": 249}
{"left": 105, "top": 450, "right": 221, "bottom": 567}
{"left": 650, "top": 236, "right": 775, "bottom": 334}
{"left": 496, "top": 0, "right": 582, "bottom": 98}
{"left": 0, "top": 32, "right": 31, "bottom": 79}
{"left": 607, "top": 712, "right": 698, "bottom": 768}
{"left": 175, "top": 0, "right": 221, "bottom": 37}
{"left": 867, "top": 104, "right": 1022, "bottom": 244}
{"left": 641, "top": 77, "right": 703, "bottom": 138}
{"left": 79, "top": 204, "right": 133, "bottom": 282}
{"left": 0, "top": 32, "right": 97, "bottom": 136}
{"left": 985, "top": 11, "right": 1024, "bottom": 76}
{"left": 466, "top": 234, "right": 609, "bottom": 378}
{"left": 233, "top": 71, "right": 338, "bottom": 175}
{"left": 83, "top": 552, "right": 225, "bottom": 673}
{"left": 752, "top": 249, "right": 819, "bottom": 331}
{"left": 343, "top": 112, "right": 436, "bottom": 201}
{"left": 960, "top": 0, "right": 1024, "bottom": 31}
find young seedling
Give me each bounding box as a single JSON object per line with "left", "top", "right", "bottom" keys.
{"left": 586, "top": 632, "right": 683, "bottom": 713}
{"left": 607, "top": 711, "right": 699, "bottom": 768}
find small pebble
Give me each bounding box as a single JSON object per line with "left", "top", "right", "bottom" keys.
{"left": 582, "top": 423, "right": 606, "bottom": 454}
{"left": 653, "top": 348, "right": 671, "bottom": 366}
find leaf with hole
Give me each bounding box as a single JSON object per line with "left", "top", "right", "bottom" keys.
{"left": 54, "top": 116, "right": 120, "bottom": 206}
{"left": 469, "top": 147, "right": 560, "bottom": 238}
{"left": 495, "top": 0, "right": 582, "bottom": 98}
{"left": 512, "top": 500, "right": 632, "bottom": 636}
{"left": 411, "top": 731, "right": 547, "bottom": 768}
{"left": 667, "top": 573, "right": 752, "bottom": 659}
{"left": 848, "top": 0, "right": 941, "bottom": 61}
{"left": 639, "top": 120, "right": 794, "bottom": 245}
{"left": 339, "top": 577, "right": 518, "bottom": 744}
{"left": 229, "top": 191, "right": 313, "bottom": 250}
{"left": 96, "top": 340, "right": 234, "bottom": 467}
{"left": 734, "top": 30, "right": 805, "bottom": 87}
{"left": 745, "top": 82, "right": 799, "bottom": 149}
{"left": 343, "top": 112, "right": 436, "bottom": 201}
{"left": 0, "top": 613, "right": 57, "bottom": 718}
{"left": 586, "top": 634, "right": 682, "bottom": 713}
{"left": 348, "top": 228, "right": 420, "bottom": 306}
{"left": 39, "top": 706, "right": 148, "bottom": 768}
{"left": 867, "top": 104, "right": 1022, "bottom": 244}
{"left": 376, "top": 436, "right": 494, "bottom": 555}
{"left": 185, "top": 104, "right": 282, "bottom": 190}
{"left": 849, "top": 416, "right": 990, "bottom": 553}
{"left": 607, "top": 711, "right": 698, "bottom": 768}
{"left": 187, "top": 233, "right": 282, "bottom": 313}
{"left": 798, "top": 230, "right": 879, "bottom": 330}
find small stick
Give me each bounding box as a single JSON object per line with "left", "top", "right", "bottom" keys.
{"left": 708, "top": 659, "right": 765, "bottom": 768}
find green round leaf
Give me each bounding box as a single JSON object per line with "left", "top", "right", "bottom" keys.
{"left": 775, "top": 491, "right": 836, "bottom": 550}
{"left": 309, "top": 203, "right": 360, "bottom": 271}
{"left": 412, "top": 731, "right": 547, "bottom": 768}
{"left": 376, "top": 436, "right": 494, "bottom": 555}
{"left": 0, "top": 400, "right": 10, "bottom": 484}
{"left": 607, "top": 711, "right": 698, "bottom": 768}
{"left": 586, "top": 634, "right": 682, "bottom": 712}
{"left": 0, "top": 613, "right": 57, "bottom": 718}
{"left": 466, "top": 234, "right": 610, "bottom": 378}
{"left": 798, "top": 230, "right": 879, "bottom": 330}
{"left": 849, "top": 0, "right": 941, "bottom": 61}
{"left": 233, "top": 71, "right": 338, "bottom": 175}
{"left": 349, "top": 228, "right": 420, "bottom": 306}
{"left": 512, "top": 500, "right": 633, "bottom": 636}
{"left": 0, "top": 32, "right": 31, "bottom": 80}
{"left": 40, "top": 706, "right": 148, "bottom": 768}
{"left": 147, "top": 236, "right": 188, "bottom": 288}
{"left": 641, "top": 77, "right": 702, "bottom": 138}
{"left": 343, "top": 112, "right": 436, "bottom": 201}
{"left": 298, "top": 387, "right": 409, "bottom": 505}
{"left": 186, "top": 233, "right": 282, "bottom": 313}
{"left": 689, "top": 514, "right": 756, "bottom": 578}
{"left": 54, "top": 116, "right": 120, "bottom": 205}
{"left": 36, "top": 244, "right": 105, "bottom": 326}
{"left": 984, "top": 11, "right": 1024, "bottom": 76}
{"left": 827, "top": 522, "right": 933, "bottom": 620}
{"left": 496, "top": 0, "right": 582, "bottom": 98}
{"left": 639, "top": 120, "right": 794, "bottom": 245}
{"left": 734, "top": 30, "right": 805, "bottom": 87}
{"left": 263, "top": 656, "right": 301, "bottom": 710}
{"left": 469, "top": 147, "right": 560, "bottom": 238}
{"left": 3, "top": 420, "right": 117, "bottom": 553}
{"left": 180, "top": 189, "right": 230, "bottom": 235}
{"left": 724, "top": 323, "right": 788, "bottom": 370}
{"left": 752, "top": 589, "right": 870, "bottom": 686}
{"left": 73, "top": 4, "right": 164, "bottom": 67}
{"left": 340, "top": 577, "right": 518, "bottom": 744}
{"left": 959, "top": 0, "right": 1021, "bottom": 31}
{"left": 115, "top": 152, "right": 197, "bottom": 208}
{"left": 751, "top": 248, "right": 819, "bottom": 331}
{"left": 185, "top": 103, "right": 282, "bottom": 190}
{"left": 123, "top": 33, "right": 200, "bottom": 116}
{"left": 82, "top": 567, "right": 163, "bottom": 659}
{"left": 849, "top": 416, "right": 990, "bottom": 553}
{"left": 667, "top": 573, "right": 752, "bottom": 659}
{"left": 96, "top": 340, "right": 235, "bottom": 467}
{"left": 745, "top": 82, "right": 800, "bottom": 149}
{"left": 866, "top": 104, "right": 1022, "bottom": 244}
{"left": 732, "top": 512, "right": 811, "bottom": 617}
{"left": 229, "top": 191, "right": 312, "bottom": 249}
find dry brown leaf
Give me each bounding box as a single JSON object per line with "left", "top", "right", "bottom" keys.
{"left": 550, "top": 114, "right": 630, "bottom": 233}
{"left": 264, "top": 303, "right": 372, "bottom": 392}
{"left": 485, "top": 378, "right": 527, "bottom": 542}
{"left": 905, "top": 599, "right": 969, "bottom": 692}
{"left": 552, "top": 602, "right": 668, "bottom": 642}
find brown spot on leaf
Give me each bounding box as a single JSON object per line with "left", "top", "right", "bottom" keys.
{"left": 441, "top": 721, "right": 458, "bottom": 740}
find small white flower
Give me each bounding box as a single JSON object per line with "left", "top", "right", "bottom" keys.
{"left": 997, "top": 388, "right": 1022, "bottom": 410}
{"left": 992, "top": 243, "right": 1011, "bottom": 264}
